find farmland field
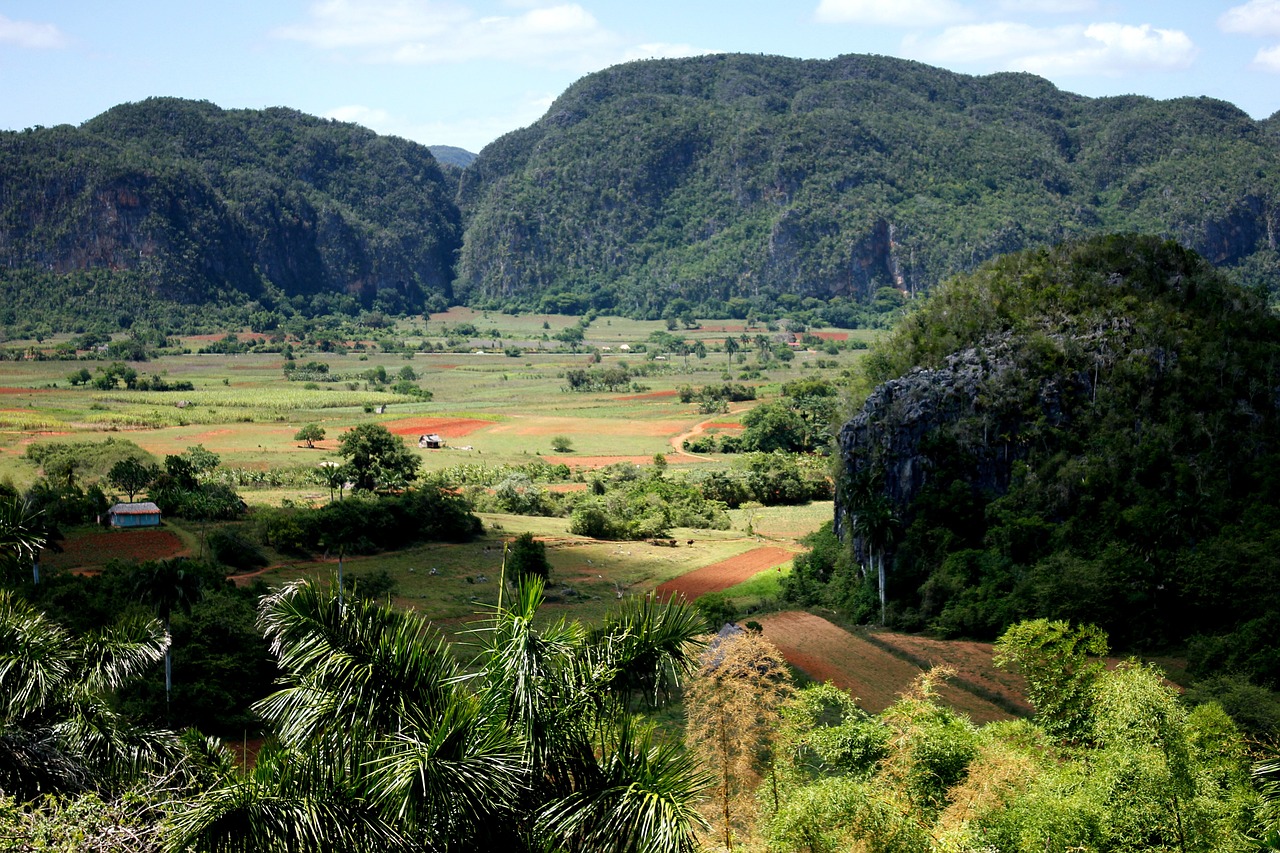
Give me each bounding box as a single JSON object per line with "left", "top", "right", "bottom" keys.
{"left": 2, "top": 311, "right": 1050, "bottom": 720}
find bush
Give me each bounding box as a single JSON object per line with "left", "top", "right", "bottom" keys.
{"left": 208, "top": 529, "right": 268, "bottom": 571}
{"left": 506, "top": 532, "right": 551, "bottom": 583}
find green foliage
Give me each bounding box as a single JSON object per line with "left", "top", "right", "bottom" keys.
{"left": 337, "top": 423, "right": 421, "bottom": 492}
{"left": 832, "top": 236, "right": 1280, "bottom": 675}
{"left": 993, "top": 619, "right": 1108, "bottom": 742}
{"left": 254, "top": 488, "right": 481, "bottom": 555}
{"left": 1, "top": 98, "right": 460, "bottom": 331}
{"left": 569, "top": 474, "right": 729, "bottom": 540}
{"left": 293, "top": 423, "right": 325, "bottom": 448}
{"left": 550, "top": 435, "right": 573, "bottom": 453}
{"left": 458, "top": 55, "right": 1280, "bottom": 320}
{"left": 505, "top": 532, "right": 551, "bottom": 585}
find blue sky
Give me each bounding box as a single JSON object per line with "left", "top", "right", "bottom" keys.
{"left": 2, "top": 1, "right": 1278, "bottom": 153}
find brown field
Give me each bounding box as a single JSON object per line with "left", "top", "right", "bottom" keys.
{"left": 809, "top": 331, "right": 850, "bottom": 341}
{"left": 870, "top": 632, "right": 1033, "bottom": 716}
{"left": 41, "top": 529, "right": 188, "bottom": 569}
{"left": 382, "top": 417, "right": 496, "bottom": 437}
{"left": 756, "top": 612, "right": 1018, "bottom": 723}
{"left": 701, "top": 422, "right": 743, "bottom": 430}
{"left": 0, "top": 387, "right": 53, "bottom": 394}
{"left": 655, "top": 546, "right": 795, "bottom": 601}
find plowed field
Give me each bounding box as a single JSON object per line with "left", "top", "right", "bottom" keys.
{"left": 654, "top": 546, "right": 795, "bottom": 601}
{"left": 41, "top": 529, "right": 188, "bottom": 570}
{"left": 756, "top": 612, "right": 1018, "bottom": 723}
{"left": 382, "top": 417, "right": 495, "bottom": 437}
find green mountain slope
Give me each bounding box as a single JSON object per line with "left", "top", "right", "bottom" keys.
{"left": 457, "top": 53, "right": 1280, "bottom": 317}
{"left": 826, "top": 234, "right": 1280, "bottom": 682}
{"left": 0, "top": 98, "right": 460, "bottom": 328}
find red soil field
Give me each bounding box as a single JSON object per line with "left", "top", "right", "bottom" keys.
{"left": 382, "top": 417, "right": 495, "bottom": 437}
{"left": 0, "top": 387, "right": 52, "bottom": 395}
{"left": 809, "top": 331, "right": 850, "bottom": 341}
{"left": 756, "top": 612, "right": 1018, "bottom": 723}
{"left": 702, "top": 422, "right": 743, "bottom": 430}
{"left": 655, "top": 546, "right": 795, "bottom": 601}
{"left": 41, "top": 529, "right": 188, "bottom": 570}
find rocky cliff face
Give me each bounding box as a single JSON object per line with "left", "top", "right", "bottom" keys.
{"left": 835, "top": 339, "right": 1090, "bottom": 550}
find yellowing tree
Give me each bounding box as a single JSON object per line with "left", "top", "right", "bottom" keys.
{"left": 684, "top": 627, "right": 794, "bottom": 851}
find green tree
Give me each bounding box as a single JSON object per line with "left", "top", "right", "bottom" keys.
{"left": 550, "top": 435, "right": 573, "bottom": 453}
{"left": 132, "top": 558, "right": 208, "bottom": 718}
{"left": 0, "top": 496, "right": 46, "bottom": 584}
{"left": 337, "top": 424, "right": 421, "bottom": 492}
{"left": 294, "top": 423, "right": 326, "bottom": 449}
{"left": 505, "top": 532, "right": 550, "bottom": 585}
{"left": 993, "top": 619, "right": 1109, "bottom": 742}
{"left": 107, "top": 458, "right": 160, "bottom": 503}
{"left": 0, "top": 589, "right": 176, "bottom": 798}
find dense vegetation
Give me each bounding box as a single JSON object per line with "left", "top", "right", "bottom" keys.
{"left": 813, "top": 235, "right": 1280, "bottom": 688}
{"left": 1, "top": 98, "right": 460, "bottom": 333}
{"left": 6, "top": 54, "right": 1280, "bottom": 335}
{"left": 457, "top": 53, "right": 1280, "bottom": 319}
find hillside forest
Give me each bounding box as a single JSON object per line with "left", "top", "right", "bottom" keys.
{"left": 1, "top": 49, "right": 1280, "bottom": 853}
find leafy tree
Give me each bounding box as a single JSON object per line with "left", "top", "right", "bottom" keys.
{"left": 131, "top": 558, "right": 209, "bottom": 717}
{"left": 505, "top": 532, "right": 550, "bottom": 585}
{"left": 107, "top": 458, "right": 159, "bottom": 503}
{"left": 165, "top": 578, "right": 710, "bottom": 853}
{"left": 0, "top": 496, "right": 46, "bottom": 584}
{"left": 550, "top": 435, "right": 573, "bottom": 453}
{"left": 0, "top": 589, "right": 177, "bottom": 798}
{"left": 337, "top": 424, "right": 421, "bottom": 492}
{"left": 993, "top": 619, "right": 1109, "bottom": 742}
{"left": 294, "top": 423, "right": 326, "bottom": 448}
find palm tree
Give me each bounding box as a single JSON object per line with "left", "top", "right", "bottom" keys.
{"left": 0, "top": 589, "right": 178, "bottom": 798}
{"left": 0, "top": 496, "right": 46, "bottom": 585}
{"left": 133, "top": 558, "right": 205, "bottom": 717}
{"left": 166, "top": 578, "right": 710, "bottom": 853}
{"left": 854, "top": 495, "right": 899, "bottom": 625}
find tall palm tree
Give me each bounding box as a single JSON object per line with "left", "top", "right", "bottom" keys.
{"left": 133, "top": 558, "right": 205, "bottom": 717}
{"left": 0, "top": 589, "right": 178, "bottom": 798}
{"left": 0, "top": 496, "right": 46, "bottom": 585}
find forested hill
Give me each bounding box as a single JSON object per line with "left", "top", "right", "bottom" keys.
{"left": 457, "top": 53, "right": 1280, "bottom": 318}
{"left": 0, "top": 98, "right": 460, "bottom": 328}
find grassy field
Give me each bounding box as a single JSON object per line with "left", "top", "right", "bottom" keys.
{"left": 0, "top": 308, "right": 874, "bottom": 488}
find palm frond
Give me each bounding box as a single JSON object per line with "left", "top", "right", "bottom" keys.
{"left": 0, "top": 590, "right": 74, "bottom": 722}
{"left": 535, "top": 721, "right": 711, "bottom": 853}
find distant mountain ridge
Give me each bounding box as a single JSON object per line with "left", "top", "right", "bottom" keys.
{"left": 2, "top": 55, "right": 1280, "bottom": 331}
{"left": 457, "top": 53, "right": 1280, "bottom": 317}
{"left": 0, "top": 98, "right": 460, "bottom": 327}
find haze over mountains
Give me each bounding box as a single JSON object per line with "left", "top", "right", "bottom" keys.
{"left": 2, "top": 53, "right": 1277, "bottom": 330}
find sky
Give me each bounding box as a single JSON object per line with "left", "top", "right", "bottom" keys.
{"left": 2, "top": 1, "right": 1279, "bottom": 154}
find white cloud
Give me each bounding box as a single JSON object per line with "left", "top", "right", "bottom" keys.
{"left": 0, "top": 14, "right": 68, "bottom": 49}
{"left": 1253, "top": 43, "right": 1280, "bottom": 71}
{"left": 907, "top": 20, "right": 1197, "bottom": 75}
{"left": 1220, "top": 0, "right": 1280, "bottom": 37}
{"left": 322, "top": 94, "right": 555, "bottom": 151}
{"left": 277, "top": 0, "right": 618, "bottom": 66}
{"left": 814, "top": 0, "right": 972, "bottom": 28}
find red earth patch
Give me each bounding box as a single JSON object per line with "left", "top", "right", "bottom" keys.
{"left": 41, "top": 529, "right": 188, "bottom": 570}
{"left": 382, "top": 417, "right": 495, "bottom": 438}
{"left": 654, "top": 545, "right": 795, "bottom": 601}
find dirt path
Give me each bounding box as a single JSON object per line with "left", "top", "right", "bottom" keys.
{"left": 755, "top": 611, "right": 1018, "bottom": 723}
{"left": 654, "top": 545, "right": 795, "bottom": 601}
{"left": 668, "top": 404, "right": 751, "bottom": 460}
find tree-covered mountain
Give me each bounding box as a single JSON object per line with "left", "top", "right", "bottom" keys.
{"left": 1, "top": 98, "right": 460, "bottom": 330}
{"left": 457, "top": 53, "right": 1280, "bottom": 318}
{"left": 820, "top": 234, "right": 1280, "bottom": 684}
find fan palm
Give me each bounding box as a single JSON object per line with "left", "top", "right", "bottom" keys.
{"left": 0, "top": 589, "right": 178, "bottom": 798}
{"left": 133, "top": 557, "right": 206, "bottom": 716}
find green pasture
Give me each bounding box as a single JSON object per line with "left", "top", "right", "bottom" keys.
{"left": 1, "top": 311, "right": 874, "bottom": 493}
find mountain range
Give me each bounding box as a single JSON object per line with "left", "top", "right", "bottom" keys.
{"left": 2, "top": 53, "right": 1278, "bottom": 331}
